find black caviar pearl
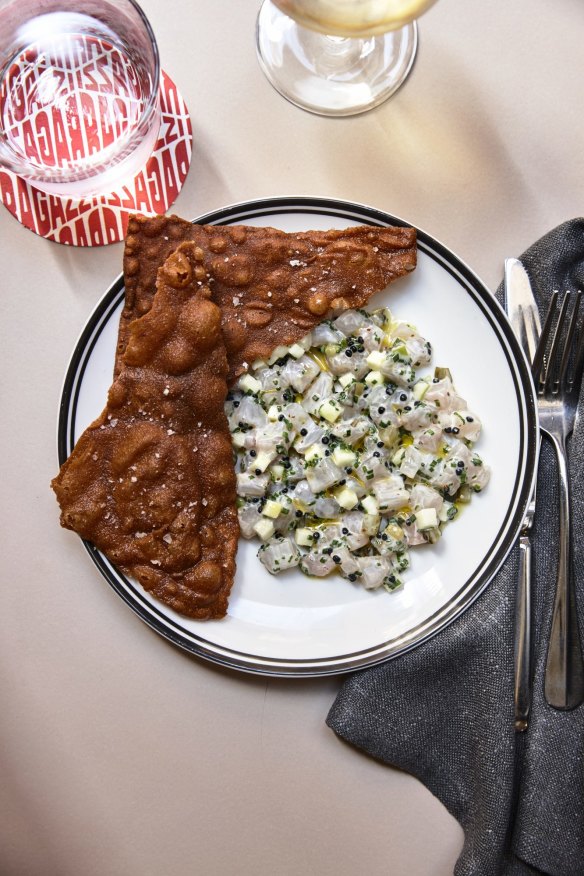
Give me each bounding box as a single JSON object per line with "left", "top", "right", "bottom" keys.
{"left": 278, "top": 414, "right": 284, "bottom": 421}
{"left": 373, "top": 451, "right": 381, "bottom": 458}
{"left": 339, "top": 478, "right": 346, "bottom": 485}
{"left": 345, "top": 349, "right": 353, "bottom": 358}
{"left": 466, "top": 416, "right": 474, "bottom": 422}
{"left": 381, "top": 533, "right": 388, "bottom": 541}
{"left": 300, "top": 428, "right": 308, "bottom": 436}
{"left": 342, "top": 527, "right": 349, "bottom": 535}
{"left": 357, "top": 336, "right": 364, "bottom": 343}
{"left": 348, "top": 573, "right": 357, "bottom": 582}
{"left": 295, "top": 510, "right": 303, "bottom": 518}
{"left": 378, "top": 406, "right": 386, "bottom": 414}
{"left": 433, "top": 378, "right": 439, "bottom": 383}
{"left": 377, "top": 441, "right": 384, "bottom": 448}
{"left": 452, "top": 427, "right": 460, "bottom": 435}
{"left": 444, "top": 427, "right": 452, "bottom": 434}
{"left": 233, "top": 401, "right": 240, "bottom": 408}
{"left": 255, "top": 468, "right": 261, "bottom": 475}
{"left": 312, "top": 532, "right": 320, "bottom": 541}
{"left": 321, "top": 436, "right": 330, "bottom": 444}
{"left": 333, "top": 554, "right": 341, "bottom": 564}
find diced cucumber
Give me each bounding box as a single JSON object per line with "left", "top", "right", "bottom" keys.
{"left": 364, "top": 370, "right": 384, "bottom": 386}
{"left": 366, "top": 350, "right": 386, "bottom": 369}
{"left": 332, "top": 446, "right": 356, "bottom": 467}
{"left": 305, "top": 443, "right": 325, "bottom": 462}
{"left": 338, "top": 372, "right": 356, "bottom": 388}
{"left": 253, "top": 518, "right": 275, "bottom": 541}
{"left": 413, "top": 380, "right": 429, "bottom": 401}
{"left": 361, "top": 495, "right": 379, "bottom": 515}
{"left": 319, "top": 399, "right": 344, "bottom": 423}
{"left": 268, "top": 345, "right": 290, "bottom": 365}
{"left": 335, "top": 487, "right": 359, "bottom": 510}
{"left": 262, "top": 500, "right": 283, "bottom": 519}
{"left": 392, "top": 447, "right": 406, "bottom": 466}
{"left": 239, "top": 374, "right": 262, "bottom": 394}
{"left": 254, "top": 450, "right": 276, "bottom": 472}
{"left": 415, "top": 508, "right": 438, "bottom": 530}
{"left": 295, "top": 528, "right": 315, "bottom": 547}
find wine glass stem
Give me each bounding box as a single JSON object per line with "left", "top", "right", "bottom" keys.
{"left": 308, "top": 33, "right": 368, "bottom": 72}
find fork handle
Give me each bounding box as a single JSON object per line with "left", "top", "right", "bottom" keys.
{"left": 514, "top": 535, "right": 532, "bottom": 730}
{"left": 544, "top": 434, "right": 584, "bottom": 710}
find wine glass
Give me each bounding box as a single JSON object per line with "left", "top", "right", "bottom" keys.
{"left": 256, "top": 0, "right": 438, "bottom": 117}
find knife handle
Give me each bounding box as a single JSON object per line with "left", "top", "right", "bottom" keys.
{"left": 514, "top": 534, "right": 532, "bottom": 731}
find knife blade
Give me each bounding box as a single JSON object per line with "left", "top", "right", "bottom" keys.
{"left": 505, "top": 258, "right": 542, "bottom": 360}
{"left": 504, "top": 258, "right": 540, "bottom": 731}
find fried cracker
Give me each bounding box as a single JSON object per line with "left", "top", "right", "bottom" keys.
{"left": 52, "top": 246, "right": 238, "bottom": 620}
{"left": 119, "top": 214, "right": 417, "bottom": 383}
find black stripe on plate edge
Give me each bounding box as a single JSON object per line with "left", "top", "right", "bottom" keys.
{"left": 61, "top": 201, "right": 537, "bottom": 668}
{"left": 58, "top": 198, "right": 538, "bottom": 673}
{"left": 58, "top": 281, "right": 125, "bottom": 465}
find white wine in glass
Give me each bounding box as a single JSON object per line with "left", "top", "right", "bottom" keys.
{"left": 256, "top": 0, "right": 438, "bottom": 116}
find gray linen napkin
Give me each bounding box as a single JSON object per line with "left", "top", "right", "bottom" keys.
{"left": 327, "top": 220, "right": 584, "bottom": 876}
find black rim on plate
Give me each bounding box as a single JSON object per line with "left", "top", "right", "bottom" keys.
{"left": 57, "top": 197, "right": 539, "bottom": 677}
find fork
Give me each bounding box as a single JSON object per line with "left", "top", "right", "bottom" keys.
{"left": 533, "top": 291, "right": 584, "bottom": 710}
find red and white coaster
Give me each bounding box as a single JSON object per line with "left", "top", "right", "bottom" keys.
{"left": 0, "top": 71, "right": 192, "bottom": 246}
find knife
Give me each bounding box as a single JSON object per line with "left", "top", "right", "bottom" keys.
{"left": 504, "top": 258, "right": 541, "bottom": 731}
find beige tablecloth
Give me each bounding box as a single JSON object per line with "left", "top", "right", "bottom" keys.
{"left": 2, "top": 2, "right": 583, "bottom": 874}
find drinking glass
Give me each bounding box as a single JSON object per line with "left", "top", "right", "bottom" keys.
{"left": 0, "top": 0, "right": 160, "bottom": 197}
{"left": 256, "top": 0, "right": 438, "bottom": 116}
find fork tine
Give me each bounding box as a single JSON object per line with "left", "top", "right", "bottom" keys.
{"left": 568, "top": 305, "right": 584, "bottom": 397}
{"left": 560, "top": 291, "right": 582, "bottom": 390}
{"left": 532, "top": 291, "right": 559, "bottom": 385}
{"left": 546, "top": 292, "right": 572, "bottom": 392}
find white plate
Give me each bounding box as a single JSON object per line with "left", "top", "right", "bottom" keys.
{"left": 58, "top": 197, "right": 538, "bottom": 676}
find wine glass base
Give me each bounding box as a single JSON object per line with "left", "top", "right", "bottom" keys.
{"left": 256, "top": 1, "right": 418, "bottom": 117}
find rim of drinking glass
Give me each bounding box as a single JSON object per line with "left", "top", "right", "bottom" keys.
{"left": 0, "top": 0, "right": 161, "bottom": 184}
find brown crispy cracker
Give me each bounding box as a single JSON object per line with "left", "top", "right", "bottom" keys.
{"left": 52, "top": 246, "right": 238, "bottom": 620}
{"left": 120, "top": 213, "right": 417, "bottom": 383}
